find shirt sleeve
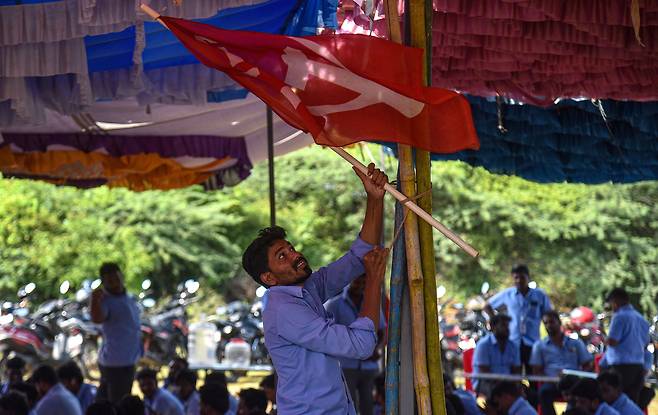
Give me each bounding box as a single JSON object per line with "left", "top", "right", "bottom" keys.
{"left": 608, "top": 314, "right": 626, "bottom": 343}
{"left": 488, "top": 290, "right": 507, "bottom": 310}
{"left": 575, "top": 340, "right": 593, "bottom": 364}
{"left": 278, "top": 297, "right": 377, "bottom": 360}
{"left": 473, "top": 342, "right": 490, "bottom": 368}
{"left": 307, "top": 237, "right": 374, "bottom": 303}
{"left": 528, "top": 342, "right": 542, "bottom": 367}
{"left": 542, "top": 291, "right": 553, "bottom": 312}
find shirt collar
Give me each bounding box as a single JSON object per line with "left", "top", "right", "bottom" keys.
{"left": 612, "top": 393, "right": 628, "bottom": 408}
{"left": 515, "top": 287, "right": 533, "bottom": 297}
{"left": 269, "top": 285, "right": 304, "bottom": 298}
{"left": 509, "top": 397, "right": 527, "bottom": 414}
{"left": 543, "top": 334, "right": 567, "bottom": 346}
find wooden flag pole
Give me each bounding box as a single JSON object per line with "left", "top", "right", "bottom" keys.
{"left": 331, "top": 147, "right": 478, "bottom": 257}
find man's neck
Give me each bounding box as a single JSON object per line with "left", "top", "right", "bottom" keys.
{"left": 495, "top": 335, "right": 507, "bottom": 349}
{"left": 549, "top": 332, "right": 564, "bottom": 345}
{"left": 517, "top": 286, "right": 529, "bottom": 295}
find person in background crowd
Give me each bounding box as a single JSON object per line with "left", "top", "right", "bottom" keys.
{"left": 199, "top": 383, "right": 229, "bottom": 415}
{"left": 31, "top": 365, "right": 81, "bottom": 415}
{"left": 237, "top": 389, "right": 267, "bottom": 415}
{"left": 473, "top": 314, "right": 521, "bottom": 397}
{"left": 440, "top": 374, "right": 465, "bottom": 415}
{"left": 324, "top": 273, "right": 387, "bottom": 415}
{"left": 136, "top": 368, "right": 184, "bottom": 415}
{"left": 241, "top": 163, "right": 389, "bottom": 415}
{"left": 570, "top": 378, "right": 619, "bottom": 415}
{"left": 443, "top": 374, "right": 481, "bottom": 415}
{"left": 484, "top": 264, "right": 552, "bottom": 376}
{"left": 57, "top": 361, "right": 97, "bottom": 413}
{"left": 117, "top": 395, "right": 144, "bottom": 415}
{"left": 90, "top": 263, "right": 141, "bottom": 404}
{"left": 8, "top": 382, "right": 37, "bottom": 413}
{"left": 258, "top": 374, "right": 276, "bottom": 415}
{"left": 175, "top": 369, "right": 199, "bottom": 415}
{"left": 164, "top": 358, "right": 189, "bottom": 391}
{"left": 204, "top": 373, "right": 237, "bottom": 415}
{"left": 604, "top": 288, "right": 649, "bottom": 405}
{"left": 598, "top": 372, "right": 643, "bottom": 415}
{"left": 530, "top": 310, "right": 593, "bottom": 415}
{"left": 1, "top": 358, "right": 26, "bottom": 395}
{"left": 0, "top": 391, "right": 29, "bottom": 415}
{"left": 485, "top": 382, "right": 536, "bottom": 415}
{"left": 558, "top": 375, "right": 580, "bottom": 409}
{"left": 84, "top": 401, "right": 118, "bottom": 415}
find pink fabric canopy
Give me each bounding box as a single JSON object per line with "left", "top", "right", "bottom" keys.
{"left": 431, "top": 0, "right": 658, "bottom": 105}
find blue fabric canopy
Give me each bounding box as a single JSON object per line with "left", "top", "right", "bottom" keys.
{"left": 385, "top": 97, "right": 658, "bottom": 184}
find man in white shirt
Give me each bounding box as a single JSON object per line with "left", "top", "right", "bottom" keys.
{"left": 32, "top": 365, "right": 82, "bottom": 415}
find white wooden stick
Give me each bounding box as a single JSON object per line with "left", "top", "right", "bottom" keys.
{"left": 331, "top": 147, "right": 479, "bottom": 257}
{"left": 138, "top": 3, "right": 479, "bottom": 257}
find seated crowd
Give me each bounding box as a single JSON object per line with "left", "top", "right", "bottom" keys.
{"left": 0, "top": 356, "right": 276, "bottom": 415}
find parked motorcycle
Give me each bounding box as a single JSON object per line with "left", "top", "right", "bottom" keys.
{"left": 563, "top": 306, "right": 605, "bottom": 356}
{"left": 211, "top": 298, "right": 269, "bottom": 366}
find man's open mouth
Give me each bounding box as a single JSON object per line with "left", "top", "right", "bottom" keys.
{"left": 294, "top": 258, "right": 307, "bottom": 270}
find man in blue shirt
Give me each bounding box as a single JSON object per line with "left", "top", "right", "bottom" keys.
{"left": 56, "top": 361, "right": 97, "bottom": 413}
{"left": 90, "top": 262, "right": 142, "bottom": 404}
{"left": 530, "top": 310, "right": 593, "bottom": 415}
{"left": 598, "top": 372, "right": 643, "bottom": 415}
{"left": 325, "top": 274, "right": 386, "bottom": 415}
{"left": 605, "top": 288, "right": 650, "bottom": 405}
{"left": 0, "top": 357, "right": 25, "bottom": 395}
{"left": 484, "top": 264, "right": 552, "bottom": 376}
{"left": 571, "top": 378, "right": 619, "bottom": 415}
{"left": 32, "top": 365, "right": 82, "bottom": 415}
{"left": 473, "top": 314, "right": 521, "bottom": 396}
{"left": 138, "top": 368, "right": 185, "bottom": 415}
{"left": 488, "top": 381, "right": 536, "bottom": 415}
{"left": 241, "top": 163, "right": 388, "bottom": 415}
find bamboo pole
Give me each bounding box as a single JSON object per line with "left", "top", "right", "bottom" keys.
{"left": 385, "top": 192, "right": 406, "bottom": 415}
{"left": 409, "top": 0, "right": 446, "bottom": 413}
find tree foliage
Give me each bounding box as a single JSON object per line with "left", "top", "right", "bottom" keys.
{"left": 0, "top": 145, "right": 656, "bottom": 315}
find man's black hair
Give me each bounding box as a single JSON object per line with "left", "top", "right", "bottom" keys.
{"left": 175, "top": 369, "right": 197, "bottom": 387}
{"left": 85, "top": 400, "right": 119, "bottom": 415}
{"left": 542, "top": 310, "right": 561, "bottom": 321}
{"left": 242, "top": 226, "right": 287, "bottom": 287}
{"left": 605, "top": 288, "right": 629, "bottom": 304}
{"left": 135, "top": 368, "right": 158, "bottom": 382}
{"left": 199, "top": 382, "right": 229, "bottom": 414}
{"left": 571, "top": 378, "right": 600, "bottom": 401}
{"left": 490, "top": 381, "right": 522, "bottom": 399}
{"left": 31, "top": 365, "right": 58, "bottom": 386}
{"left": 259, "top": 373, "right": 276, "bottom": 390}
{"left": 118, "top": 395, "right": 145, "bottom": 415}
{"left": 238, "top": 388, "right": 268, "bottom": 413}
{"left": 6, "top": 357, "right": 25, "bottom": 370}
{"left": 511, "top": 264, "right": 530, "bottom": 276}
{"left": 56, "top": 361, "right": 84, "bottom": 384}
{"left": 204, "top": 371, "right": 228, "bottom": 386}
{"left": 597, "top": 371, "right": 621, "bottom": 389}
{"left": 558, "top": 375, "right": 579, "bottom": 394}
{"left": 490, "top": 314, "right": 512, "bottom": 327}
{"left": 9, "top": 383, "right": 37, "bottom": 407}
{"left": 0, "top": 391, "right": 29, "bottom": 415}
{"left": 99, "top": 262, "right": 121, "bottom": 278}
{"left": 563, "top": 408, "right": 591, "bottom": 415}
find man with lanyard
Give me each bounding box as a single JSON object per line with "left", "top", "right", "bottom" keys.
{"left": 241, "top": 163, "right": 388, "bottom": 415}
{"left": 530, "top": 310, "right": 593, "bottom": 415}
{"left": 90, "top": 262, "right": 142, "bottom": 404}
{"left": 604, "top": 288, "right": 650, "bottom": 405}
{"left": 484, "top": 264, "right": 552, "bottom": 377}
{"left": 325, "top": 274, "right": 386, "bottom": 415}
{"left": 472, "top": 314, "right": 521, "bottom": 397}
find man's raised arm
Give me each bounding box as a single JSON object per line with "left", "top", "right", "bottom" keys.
{"left": 354, "top": 163, "right": 387, "bottom": 245}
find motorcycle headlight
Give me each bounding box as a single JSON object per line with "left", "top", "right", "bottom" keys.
{"left": 579, "top": 328, "right": 590, "bottom": 337}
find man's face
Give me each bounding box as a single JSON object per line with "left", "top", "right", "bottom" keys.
{"left": 200, "top": 403, "right": 218, "bottom": 415}
{"left": 513, "top": 272, "right": 529, "bottom": 292}
{"left": 138, "top": 378, "right": 157, "bottom": 399}
{"left": 6, "top": 368, "right": 23, "bottom": 384}
{"left": 574, "top": 396, "right": 596, "bottom": 414}
{"left": 263, "top": 239, "right": 312, "bottom": 287}
{"left": 176, "top": 380, "right": 194, "bottom": 400}
{"left": 168, "top": 360, "right": 187, "bottom": 378}
{"left": 543, "top": 315, "right": 562, "bottom": 337}
{"left": 34, "top": 381, "right": 49, "bottom": 398}
{"left": 493, "top": 320, "right": 510, "bottom": 340}
{"left": 494, "top": 393, "right": 515, "bottom": 413}
{"left": 598, "top": 383, "right": 620, "bottom": 405}
{"left": 61, "top": 378, "right": 80, "bottom": 395}
{"left": 607, "top": 299, "right": 620, "bottom": 313}
{"left": 102, "top": 270, "right": 125, "bottom": 295}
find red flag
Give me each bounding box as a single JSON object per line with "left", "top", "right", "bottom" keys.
{"left": 161, "top": 16, "right": 480, "bottom": 154}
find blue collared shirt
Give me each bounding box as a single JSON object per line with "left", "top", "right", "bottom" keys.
{"left": 264, "top": 237, "right": 377, "bottom": 415}
{"left": 77, "top": 383, "right": 97, "bottom": 413}
{"left": 509, "top": 397, "right": 537, "bottom": 415}
{"left": 529, "top": 335, "right": 592, "bottom": 376}
{"left": 473, "top": 333, "right": 520, "bottom": 390}
{"left": 34, "top": 383, "right": 82, "bottom": 415}
{"left": 454, "top": 389, "right": 481, "bottom": 415}
{"left": 99, "top": 292, "right": 141, "bottom": 367}
{"left": 611, "top": 393, "right": 643, "bottom": 415}
{"left": 145, "top": 388, "right": 185, "bottom": 415}
{"left": 595, "top": 402, "right": 621, "bottom": 415}
{"left": 488, "top": 287, "right": 552, "bottom": 346}
{"left": 607, "top": 305, "right": 649, "bottom": 365}
{"left": 324, "top": 288, "right": 386, "bottom": 371}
